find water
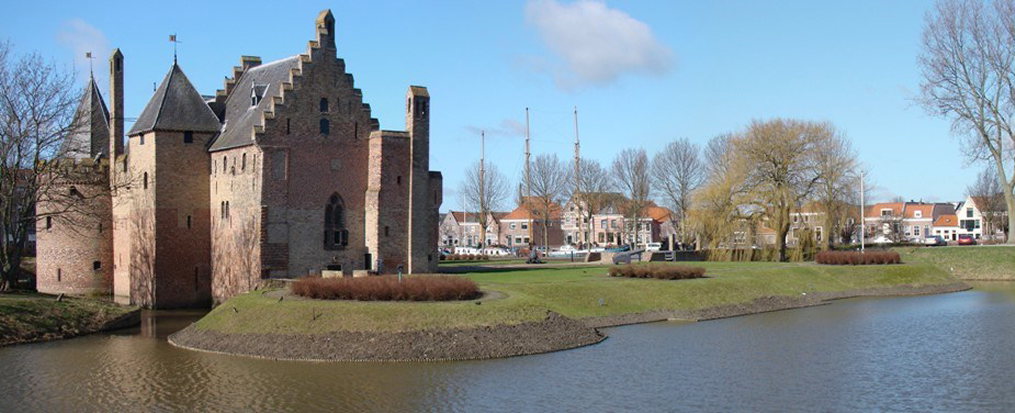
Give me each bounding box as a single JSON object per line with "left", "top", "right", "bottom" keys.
{"left": 3, "top": 284, "right": 1015, "bottom": 412}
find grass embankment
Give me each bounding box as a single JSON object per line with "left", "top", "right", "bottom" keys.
{"left": 0, "top": 292, "right": 137, "bottom": 346}
{"left": 895, "top": 246, "right": 1015, "bottom": 280}
{"left": 194, "top": 261, "right": 957, "bottom": 335}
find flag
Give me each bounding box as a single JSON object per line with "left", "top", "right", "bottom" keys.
{"left": 169, "top": 34, "right": 176, "bottom": 42}
{"left": 85, "top": 52, "right": 92, "bottom": 58}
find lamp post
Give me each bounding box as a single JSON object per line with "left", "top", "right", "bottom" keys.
{"left": 860, "top": 170, "right": 865, "bottom": 253}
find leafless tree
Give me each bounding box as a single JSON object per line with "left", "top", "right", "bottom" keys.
{"left": 568, "top": 158, "right": 615, "bottom": 247}
{"left": 651, "top": 138, "right": 703, "bottom": 247}
{"left": 735, "top": 119, "right": 829, "bottom": 261}
{"left": 967, "top": 164, "right": 1009, "bottom": 239}
{"left": 813, "top": 130, "right": 860, "bottom": 247}
{"left": 612, "top": 148, "right": 651, "bottom": 246}
{"left": 0, "top": 42, "right": 94, "bottom": 290}
{"left": 458, "top": 161, "right": 509, "bottom": 248}
{"left": 919, "top": 0, "right": 1015, "bottom": 244}
{"left": 704, "top": 133, "right": 735, "bottom": 183}
{"left": 529, "top": 153, "right": 567, "bottom": 250}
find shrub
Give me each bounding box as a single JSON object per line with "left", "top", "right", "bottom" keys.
{"left": 291, "top": 275, "right": 481, "bottom": 301}
{"left": 441, "top": 254, "right": 491, "bottom": 261}
{"left": 815, "top": 250, "right": 901, "bottom": 265}
{"left": 608, "top": 263, "right": 706, "bottom": 280}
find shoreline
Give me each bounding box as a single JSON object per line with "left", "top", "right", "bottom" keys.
{"left": 168, "top": 281, "right": 970, "bottom": 362}
{"left": 0, "top": 304, "right": 141, "bottom": 347}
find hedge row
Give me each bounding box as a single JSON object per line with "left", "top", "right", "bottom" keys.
{"left": 815, "top": 250, "right": 901, "bottom": 265}
{"left": 291, "top": 275, "right": 481, "bottom": 301}
{"left": 439, "top": 254, "right": 491, "bottom": 261}
{"left": 608, "top": 264, "right": 706, "bottom": 280}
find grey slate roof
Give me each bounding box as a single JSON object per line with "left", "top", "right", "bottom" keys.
{"left": 127, "top": 63, "right": 222, "bottom": 136}
{"left": 208, "top": 56, "right": 300, "bottom": 152}
{"left": 62, "top": 78, "right": 110, "bottom": 159}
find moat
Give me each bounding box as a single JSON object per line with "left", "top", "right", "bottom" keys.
{"left": 3, "top": 283, "right": 1015, "bottom": 412}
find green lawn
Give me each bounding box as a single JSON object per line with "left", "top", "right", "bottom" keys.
{"left": 895, "top": 246, "right": 1015, "bottom": 280}
{"left": 195, "top": 261, "right": 956, "bottom": 335}
{"left": 0, "top": 292, "right": 135, "bottom": 346}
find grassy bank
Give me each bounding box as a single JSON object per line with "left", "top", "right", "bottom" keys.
{"left": 194, "top": 261, "right": 956, "bottom": 335}
{"left": 0, "top": 293, "right": 137, "bottom": 346}
{"left": 895, "top": 246, "right": 1015, "bottom": 280}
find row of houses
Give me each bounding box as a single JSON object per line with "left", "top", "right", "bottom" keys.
{"left": 440, "top": 193, "right": 1008, "bottom": 251}
{"left": 439, "top": 195, "right": 677, "bottom": 250}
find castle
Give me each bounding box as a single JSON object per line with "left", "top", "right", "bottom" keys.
{"left": 35, "top": 10, "right": 442, "bottom": 308}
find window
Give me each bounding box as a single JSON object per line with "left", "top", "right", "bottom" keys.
{"left": 324, "top": 193, "right": 348, "bottom": 249}
{"left": 184, "top": 131, "right": 193, "bottom": 143}
{"left": 187, "top": 215, "right": 192, "bottom": 229}
{"left": 320, "top": 119, "right": 330, "bottom": 135}
{"left": 396, "top": 176, "right": 401, "bottom": 185}
{"left": 967, "top": 208, "right": 974, "bottom": 218}
{"left": 914, "top": 226, "right": 921, "bottom": 236}
{"left": 242, "top": 153, "right": 247, "bottom": 171}
{"left": 140, "top": 135, "right": 145, "bottom": 145}
{"left": 385, "top": 226, "right": 390, "bottom": 237}
{"left": 320, "top": 98, "right": 329, "bottom": 112}
{"left": 286, "top": 118, "right": 291, "bottom": 135}
{"left": 223, "top": 156, "right": 227, "bottom": 173}
{"left": 915, "top": 211, "right": 922, "bottom": 218}
{"left": 521, "top": 223, "right": 528, "bottom": 230}
{"left": 93, "top": 261, "right": 101, "bottom": 271}
{"left": 881, "top": 209, "right": 892, "bottom": 217}
{"left": 510, "top": 223, "right": 516, "bottom": 230}
{"left": 57, "top": 268, "right": 61, "bottom": 282}
{"left": 143, "top": 172, "right": 148, "bottom": 189}
{"left": 600, "top": 219, "right": 607, "bottom": 229}
{"left": 45, "top": 217, "right": 52, "bottom": 230}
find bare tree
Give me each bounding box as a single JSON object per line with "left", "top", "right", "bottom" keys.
{"left": 458, "top": 161, "right": 509, "bottom": 248}
{"left": 612, "top": 148, "right": 651, "bottom": 247}
{"left": 919, "top": 0, "right": 1015, "bottom": 244}
{"left": 568, "top": 158, "right": 615, "bottom": 247}
{"left": 0, "top": 43, "right": 94, "bottom": 290}
{"left": 813, "top": 130, "right": 860, "bottom": 247}
{"left": 735, "top": 119, "right": 829, "bottom": 261}
{"left": 651, "top": 138, "right": 703, "bottom": 248}
{"left": 967, "top": 164, "right": 1009, "bottom": 239}
{"left": 529, "top": 153, "right": 567, "bottom": 250}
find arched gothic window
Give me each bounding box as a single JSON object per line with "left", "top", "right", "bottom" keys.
{"left": 324, "top": 193, "right": 348, "bottom": 249}
{"left": 320, "top": 119, "right": 330, "bottom": 136}
{"left": 320, "top": 98, "right": 329, "bottom": 112}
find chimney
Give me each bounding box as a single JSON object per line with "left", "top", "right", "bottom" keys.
{"left": 240, "top": 56, "right": 261, "bottom": 70}
{"left": 109, "top": 49, "right": 124, "bottom": 171}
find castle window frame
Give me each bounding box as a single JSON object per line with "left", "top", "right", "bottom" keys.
{"left": 223, "top": 156, "right": 227, "bottom": 173}
{"left": 93, "top": 261, "right": 101, "bottom": 271}
{"left": 143, "top": 172, "right": 148, "bottom": 189}
{"left": 320, "top": 98, "right": 329, "bottom": 113}
{"left": 242, "top": 153, "right": 247, "bottom": 171}
{"left": 320, "top": 119, "right": 330, "bottom": 136}
{"left": 324, "top": 193, "right": 348, "bottom": 250}
{"left": 45, "top": 216, "right": 52, "bottom": 230}
{"left": 139, "top": 135, "right": 144, "bottom": 145}
{"left": 184, "top": 131, "right": 193, "bottom": 144}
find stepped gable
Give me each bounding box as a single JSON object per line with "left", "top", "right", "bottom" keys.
{"left": 62, "top": 78, "right": 110, "bottom": 159}
{"left": 127, "top": 63, "right": 222, "bottom": 136}
{"left": 208, "top": 55, "right": 300, "bottom": 151}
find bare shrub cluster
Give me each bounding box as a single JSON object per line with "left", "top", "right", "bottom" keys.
{"left": 292, "top": 275, "right": 481, "bottom": 301}
{"left": 815, "top": 250, "right": 901, "bottom": 265}
{"left": 608, "top": 264, "right": 706, "bottom": 280}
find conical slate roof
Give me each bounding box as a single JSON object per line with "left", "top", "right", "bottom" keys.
{"left": 128, "top": 63, "right": 221, "bottom": 136}
{"left": 62, "top": 77, "right": 110, "bottom": 159}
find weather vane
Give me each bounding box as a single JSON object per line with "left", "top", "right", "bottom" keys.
{"left": 169, "top": 34, "right": 181, "bottom": 63}
{"left": 85, "top": 51, "right": 94, "bottom": 77}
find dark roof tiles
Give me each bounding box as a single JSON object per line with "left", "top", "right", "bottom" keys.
{"left": 128, "top": 64, "right": 221, "bottom": 136}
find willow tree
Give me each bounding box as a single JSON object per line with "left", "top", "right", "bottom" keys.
{"left": 919, "top": 0, "right": 1015, "bottom": 244}
{"left": 734, "top": 119, "right": 830, "bottom": 261}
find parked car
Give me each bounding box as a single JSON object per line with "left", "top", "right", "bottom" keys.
{"left": 871, "top": 235, "right": 894, "bottom": 244}
{"left": 643, "top": 242, "right": 662, "bottom": 252}
{"left": 923, "top": 235, "right": 947, "bottom": 246}
{"left": 957, "top": 234, "right": 977, "bottom": 246}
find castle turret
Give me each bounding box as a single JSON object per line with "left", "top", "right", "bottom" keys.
{"left": 61, "top": 77, "right": 110, "bottom": 159}
{"left": 109, "top": 49, "right": 124, "bottom": 165}
{"left": 119, "top": 62, "right": 220, "bottom": 308}
{"left": 406, "top": 86, "right": 436, "bottom": 272}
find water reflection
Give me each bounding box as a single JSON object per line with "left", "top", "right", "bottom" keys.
{"left": 3, "top": 286, "right": 1015, "bottom": 411}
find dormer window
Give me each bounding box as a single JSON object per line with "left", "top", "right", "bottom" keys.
{"left": 250, "top": 83, "right": 268, "bottom": 107}
{"left": 914, "top": 211, "right": 922, "bottom": 218}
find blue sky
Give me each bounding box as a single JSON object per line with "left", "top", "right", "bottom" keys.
{"left": 4, "top": 0, "right": 976, "bottom": 210}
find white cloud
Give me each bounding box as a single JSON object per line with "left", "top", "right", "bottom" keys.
{"left": 524, "top": 0, "right": 673, "bottom": 90}
{"left": 57, "top": 19, "right": 110, "bottom": 83}
{"left": 465, "top": 118, "right": 529, "bottom": 138}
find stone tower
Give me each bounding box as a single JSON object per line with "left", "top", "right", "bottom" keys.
{"left": 117, "top": 63, "right": 219, "bottom": 308}
{"left": 406, "top": 86, "right": 439, "bottom": 273}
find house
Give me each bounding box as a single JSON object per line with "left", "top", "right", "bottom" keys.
{"left": 438, "top": 211, "right": 504, "bottom": 248}
{"left": 864, "top": 201, "right": 955, "bottom": 241}
{"left": 561, "top": 194, "right": 676, "bottom": 248}
{"left": 499, "top": 197, "right": 563, "bottom": 249}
